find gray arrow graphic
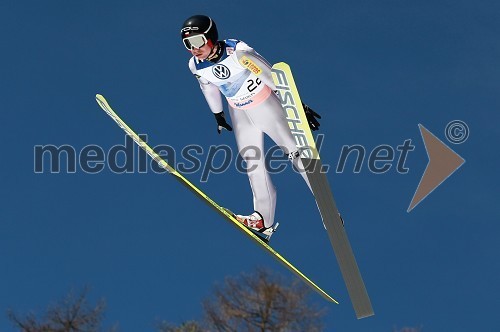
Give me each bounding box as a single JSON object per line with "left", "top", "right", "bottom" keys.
{"left": 408, "top": 124, "right": 466, "bottom": 212}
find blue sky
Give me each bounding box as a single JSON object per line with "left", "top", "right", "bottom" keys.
{"left": 1, "top": 0, "right": 499, "bottom": 331}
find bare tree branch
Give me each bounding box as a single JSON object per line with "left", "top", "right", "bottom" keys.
{"left": 202, "top": 268, "right": 325, "bottom": 332}
{"left": 7, "top": 287, "right": 109, "bottom": 332}
{"left": 157, "top": 320, "right": 206, "bottom": 332}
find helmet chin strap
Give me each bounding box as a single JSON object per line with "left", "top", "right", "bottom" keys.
{"left": 206, "top": 41, "right": 223, "bottom": 62}
{"left": 206, "top": 44, "right": 218, "bottom": 60}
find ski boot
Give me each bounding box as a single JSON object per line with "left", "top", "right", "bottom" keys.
{"left": 235, "top": 211, "right": 279, "bottom": 242}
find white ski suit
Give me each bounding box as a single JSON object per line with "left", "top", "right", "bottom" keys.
{"left": 189, "top": 39, "right": 311, "bottom": 227}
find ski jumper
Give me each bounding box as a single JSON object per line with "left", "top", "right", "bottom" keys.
{"left": 189, "top": 39, "right": 312, "bottom": 227}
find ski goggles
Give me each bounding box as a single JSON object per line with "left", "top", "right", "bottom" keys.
{"left": 182, "top": 34, "right": 207, "bottom": 50}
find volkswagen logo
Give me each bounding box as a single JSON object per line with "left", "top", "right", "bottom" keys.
{"left": 212, "top": 64, "right": 231, "bottom": 79}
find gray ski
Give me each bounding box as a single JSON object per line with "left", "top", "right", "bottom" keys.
{"left": 272, "top": 62, "right": 374, "bottom": 319}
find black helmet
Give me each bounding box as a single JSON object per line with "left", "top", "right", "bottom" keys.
{"left": 180, "top": 15, "right": 218, "bottom": 50}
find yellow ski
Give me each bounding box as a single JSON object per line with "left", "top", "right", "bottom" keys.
{"left": 95, "top": 94, "right": 338, "bottom": 304}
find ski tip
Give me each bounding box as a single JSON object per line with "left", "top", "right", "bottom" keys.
{"left": 272, "top": 61, "right": 290, "bottom": 69}
{"left": 95, "top": 94, "right": 111, "bottom": 111}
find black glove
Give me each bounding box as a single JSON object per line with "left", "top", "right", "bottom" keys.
{"left": 302, "top": 103, "right": 321, "bottom": 131}
{"left": 214, "top": 111, "right": 233, "bottom": 134}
